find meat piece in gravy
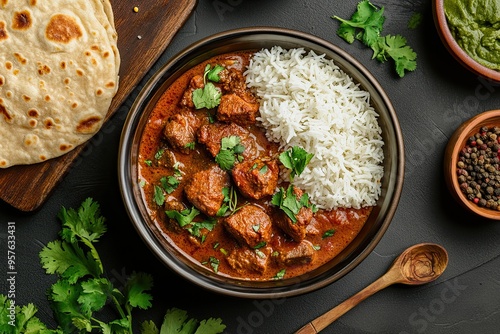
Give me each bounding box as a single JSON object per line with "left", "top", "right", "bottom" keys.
{"left": 162, "top": 110, "right": 201, "bottom": 154}
{"left": 197, "top": 122, "right": 257, "bottom": 160}
{"left": 184, "top": 165, "right": 230, "bottom": 216}
{"left": 223, "top": 204, "right": 272, "bottom": 248}
{"left": 218, "top": 67, "right": 256, "bottom": 103}
{"left": 217, "top": 94, "right": 259, "bottom": 125}
{"left": 278, "top": 240, "right": 316, "bottom": 266}
{"left": 274, "top": 187, "right": 314, "bottom": 242}
{"left": 232, "top": 158, "right": 279, "bottom": 200}
{"left": 226, "top": 246, "right": 270, "bottom": 275}
{"left": 180, "top": 75, "right": 204, "bottom": 108}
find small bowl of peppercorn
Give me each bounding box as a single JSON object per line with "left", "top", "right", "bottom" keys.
{"left": 444, "top": 109, "right": 500, "bottom": 220}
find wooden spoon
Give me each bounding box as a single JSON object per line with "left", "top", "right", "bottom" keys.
{"left": 294, "top": 243, "right": 449, "bottom": 334}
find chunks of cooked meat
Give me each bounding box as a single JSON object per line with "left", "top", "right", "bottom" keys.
{"left": 217, "top": 94, "right": 259, "bottom": 125}
{"left": 277, "top": 240, "right": 316, "bottom": 266}
{"left": 218, "top": 68, "right": 256, "bottom": 102}
{"left": 184, "top": 165, "right": 230, "bottom": 216}
{"left": 197, "top": 122, "right": 257, "bottom": 160}
{"left": 226, "top": 246, "right": 269, "bottom": 275}
{"left": 232, "top": 158, "right": 279, "bottom": 200}
{"left": 274, "top": 187, "right": 314, "bottom": 242}
{"left": 223, "top": 204, "right": 272, "bottom": 248}
{"left": 180, "top": 75, "right": 204, "bottom": 108}
{"left": 162, "top": 110, "right": 201, "bottom": 154}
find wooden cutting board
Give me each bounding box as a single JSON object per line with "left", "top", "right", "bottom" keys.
{"left": 0, "top": 0, "right": 197, "bottom": 212}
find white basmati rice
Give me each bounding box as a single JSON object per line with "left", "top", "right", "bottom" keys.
{"left": 245, "top": 46, "right": 384, "bottom": 210}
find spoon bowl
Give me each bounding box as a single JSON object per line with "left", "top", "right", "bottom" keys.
{"left": 295, "top": 243, "right": 448, "bottom": 334}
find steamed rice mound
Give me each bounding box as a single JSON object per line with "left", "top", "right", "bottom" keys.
{"left": 245, "top": 46, "right": 384, "bottom": 210}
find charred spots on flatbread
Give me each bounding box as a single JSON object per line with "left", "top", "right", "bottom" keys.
{"left": 0, "top": 100, "right": 12, "bottom": 122}
{"left": 30, "top": 0, "right": 37, "bottom": 5}
{"left": 5, "top": 61, "right": 12, "bottom": 70}
{"left": 45, "top": 14, "right": 83, "bottom": 44}
{"left": 0, "top": 21, "right": 8, "bottom": 41}
{"left": 27, "top": 109, "right": 39, "bottom": 118}
{"left": 76, "top": 116, "right": 102, "bottom": 133}
{"left": 59, "top": 144, "right": 72, "bottom": 152}
{"left": 0, "top": 75, "right": 4, "bottom": 86}
{"left": 37, "top": 62, "right": 51, "bottom": 75}
{"left": 22, "top": 95, "right": 31, "bottom": 102}
{"left": 12, "top": 10, "right": 32, "bottom": 30}
{"left": 14, "top": 53, "right": 27, "bottom": 65}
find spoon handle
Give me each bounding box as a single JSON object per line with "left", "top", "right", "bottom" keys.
{"left": 294, "top": 271, "right": 398, "bottom": 334}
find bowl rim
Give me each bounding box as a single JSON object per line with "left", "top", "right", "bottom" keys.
{"left": 444, "top": 109, "right": 500, "bottom": 220}
{"left": 118, "top": 26, "right": 405, "bottom": 298}
{"left": 432, "top": 0, "right": 500, "bottom": 82}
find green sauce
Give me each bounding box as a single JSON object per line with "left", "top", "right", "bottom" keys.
{"left": 444, "top": 0, "right": 500, "bottom": 70}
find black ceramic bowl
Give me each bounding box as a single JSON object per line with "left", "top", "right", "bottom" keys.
{"left": 118, "top": 27, "right": 405, "bottom": 298}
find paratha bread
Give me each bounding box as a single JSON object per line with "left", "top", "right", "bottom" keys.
{"left": 0, "top": 0, "right": 120, "bottom": 168}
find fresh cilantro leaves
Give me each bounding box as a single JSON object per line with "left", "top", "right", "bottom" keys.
{"left": 141, "top": 308, "right": 226, "bottom": 334}
{"left": 216, "top": 187, "right": 238, "bottom": 217}
{"left": 279, "top": 146, "right": 314, "bottom": 180}
{"left": 271, "top": 186, "right": 316, "bottom": 223}
{"left": 215, "top": 136, "right": 245, "bottom": 170}
{"left": 273, "top": 146, "right": 317, "bottom": 222}
{"left": 332, "top": 0, "right": 417, "bottom": 77}
{"left": 154, "top": 164, "right": 182, "bottom": 206}
{"left": 1, "top": 198, "right": 226, "bottom": 334}
{"left": 192, "top": 64, "right": 225, "bottom": 109}
{"left": 166, "top": 206, "right": 216, "bottom": 240}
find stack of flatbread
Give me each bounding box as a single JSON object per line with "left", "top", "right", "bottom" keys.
{"left": 0, "top": 0, "right": 120, "bottom": 168}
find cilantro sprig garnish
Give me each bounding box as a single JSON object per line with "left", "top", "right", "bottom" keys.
{"left": 332, "top": 0, "right": 417, "bottom": 77}
{"left": 215, "top": 136, "right": 245, "bottom": 170}
{"left": 1, "top": 198, "right": 226, "bottom": 333}
{"left": 217, "top": 187, "right": 238, "bottom": 217}
{"left": 192, "top": 64, "right": 225, "bottom": 109}
{"left": 153, "top": 164, "right": 182, "bottom": 206}
{"left": 279, "top": 146, "right": 314, "bottom": 180}
{"left": 166, "top": 206, "right": 217, "bottom": 241}
{"left": 271, "top": 186, "right": 317, "bottom": 223}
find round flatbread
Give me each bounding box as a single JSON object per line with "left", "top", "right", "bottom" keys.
{"left": 0, "top": 0, "right": 120, "bottom": 168}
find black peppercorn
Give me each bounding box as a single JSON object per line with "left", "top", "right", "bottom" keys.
{"left": 457, "top": 126, "right": 500, "bottom": 211}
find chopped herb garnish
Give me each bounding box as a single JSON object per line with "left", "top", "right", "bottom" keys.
{"left": 313, "top": 244, "right": 321, "bottom": 251}
{"left": 139, "top": 179, "right": 146, "bottom": 188}
{"left": 253, "top": 241, "right": 266, "bottom": 249}
{"left": 322, "top": 229, "right": 336, "bottom": 239}
{"left": 271, "top": 251, "right": 279, "bottom": 257}
{"left": 217, "top": 187, "right": 238, "bottom": 216}
{"left": 166, "top": 207, "right": 200, "bottom": 227}
{"left": 271, "top": 186, "right": 316, "bottom": 223}
{"left": 192, "top": 64, "right": 225, "bottom": 109}
{"left": 160, "top": 175, "right": 180, "bottom": 194}
{"left": 154, "top": 148, "right": 165, "bottom": 160}
{"left": 144, "top": 159, "right": 152, "bottom": 166}
{"left": 279, "top": 146, "right": 314, "bottom": 180}
{"left": 252, "top": 224, "right": 260, "bottom": 232}
{"left": 273, "top": 269, "right": 286, "bottom": 280}
{"left": 259, "top": 165, "right": 268, "bottom": 174}
{"left": 213, "top": 242, "right": 220, "bottom": 249}
{"left": 185, "top": 218, "right": 217, "bottom": 238}
{"left": 153, "top": 185, "right": 165, "bottom": 206}
{"left": 184, "top": 142, "right": 195, "bottom": 150}
{"left": 220, "top": 248, "right": 228, "bottom": 255}
{"left": 255, "top": 249, "right": 265, "bottom": 258}
{"left": 208, "top": 256, "right": 220, "bottom": 273}
{"left": 215, "top": 136, "right": 245, "bottom": 171}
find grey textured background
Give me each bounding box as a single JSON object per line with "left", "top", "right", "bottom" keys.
{"left": 2, "top": 0, "right": 500, "bottom": 333}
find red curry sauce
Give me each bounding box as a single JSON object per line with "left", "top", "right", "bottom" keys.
{"left": 138, "top": 51, "right": 372, "bottom": 281}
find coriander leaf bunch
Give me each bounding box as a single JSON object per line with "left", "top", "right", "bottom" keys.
{"left": 332, "top": 0, "right": 417, "bottom": 77}
{"left": 39, "top": 198, "right": 153, "bottom": 333}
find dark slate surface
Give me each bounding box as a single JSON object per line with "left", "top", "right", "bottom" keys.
{"left": 2, "top": 0, "right": 500, "bottom": 333}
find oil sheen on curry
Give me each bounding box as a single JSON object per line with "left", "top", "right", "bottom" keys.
{"left": 138, "top": 51, "right": 372, "bottom": 281}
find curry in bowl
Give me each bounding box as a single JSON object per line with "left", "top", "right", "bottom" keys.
{"left": 136, "top": 47, "right": 382, "bottom": 281}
